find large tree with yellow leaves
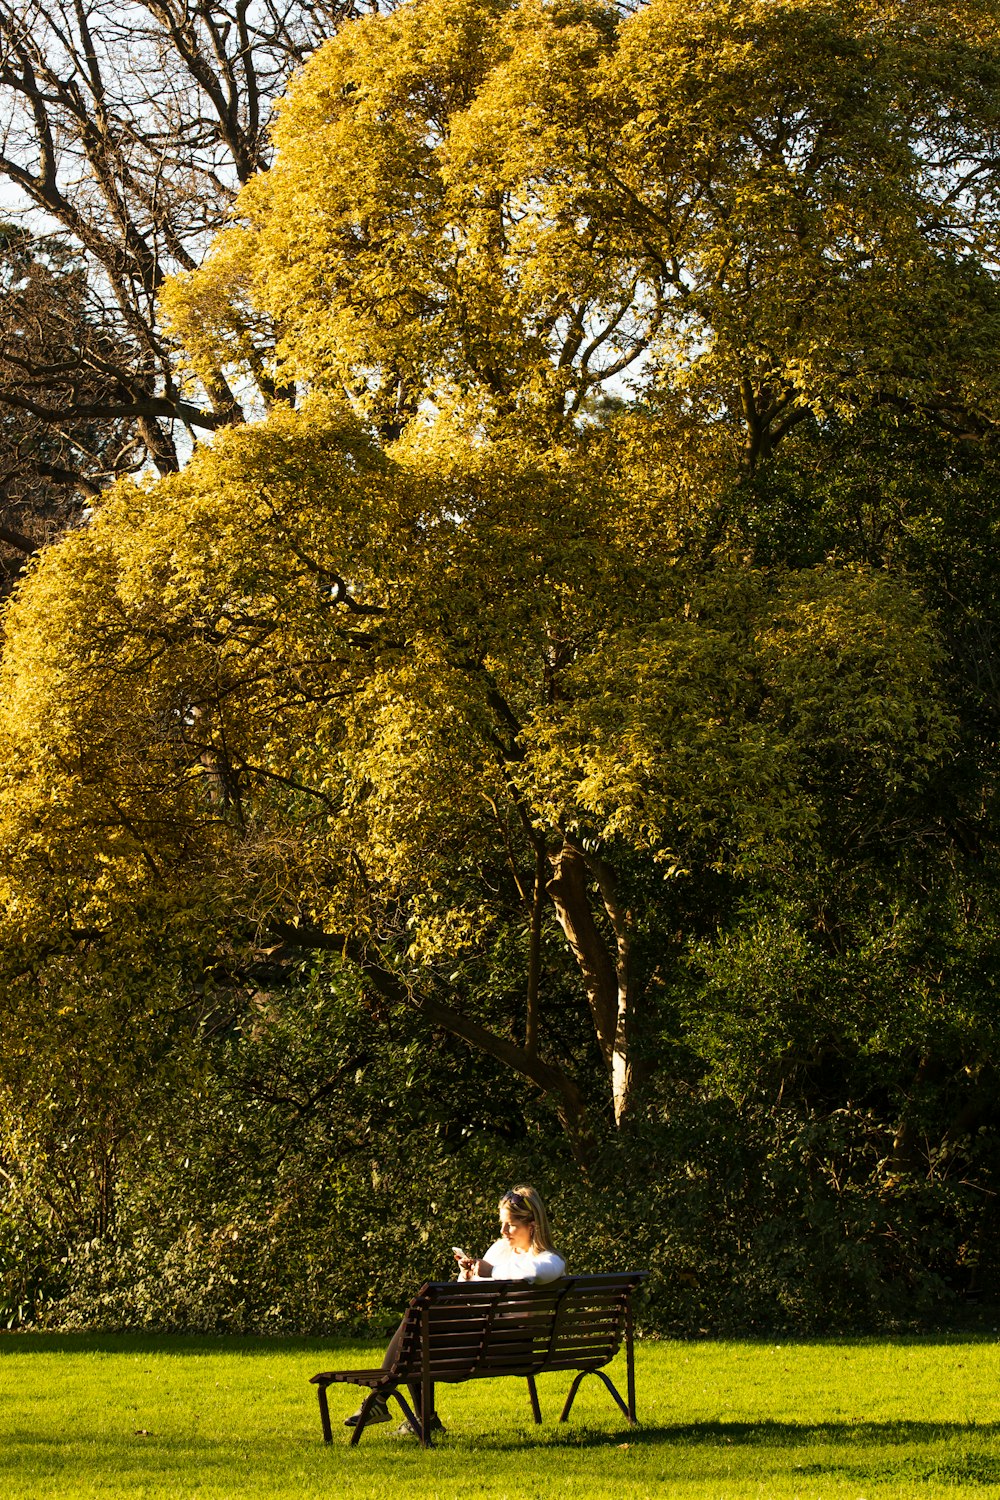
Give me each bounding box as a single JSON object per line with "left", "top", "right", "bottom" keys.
{"left": 1, "top": 0, "right": 997, "bottom": 1175}
{"left": 0, "top": 400, "right": 959, "bottom": 1161}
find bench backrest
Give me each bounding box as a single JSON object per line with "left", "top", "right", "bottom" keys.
{"left": 388, "top": 1273, "right": 647, "bottom": 1384}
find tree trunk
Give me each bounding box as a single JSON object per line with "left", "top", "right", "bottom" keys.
{"left": 271, "top": 922, "right": 600, "bottom": 1173}
{"left": 546, "top": 840, "right": 639, "bottom": 1126}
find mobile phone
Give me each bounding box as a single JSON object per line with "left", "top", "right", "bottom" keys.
{"left": 453, "top": 1246, "right": 471, "bottom": 1260}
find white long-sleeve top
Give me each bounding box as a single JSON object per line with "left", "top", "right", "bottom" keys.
{"left": 474, "top": 1239, "right": 566, "bottom": 1283}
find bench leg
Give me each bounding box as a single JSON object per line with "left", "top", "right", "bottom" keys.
{"left": 348, "top": 1389, "right": 387, "bottom": 1447}
{"left": 559, "top": 1371, "right": 586, "bottom": 1423}
{"left": 392, "top": 1390, "right": 422, "bottom": 1438}
{"left": 316, "top": 1382, "right": 333, "bottom": 1444}
{"left": 420, "top": 1309, "right": 434, "bottom": 1449}
{"left": 391, "top": 1386, "right": 443, "bottom": 1445}
{"left": 526, "top": 1376, "right": 542, "bottom": 1424}
{"left": 560, "top": 1370, "right": 633, "bottom": 1425}
{"left": 592, "top": 1370, "right": 632, "bottom": 1423}
{"left": 626, "top": 1298, "right": 637, "bottom": 1424}
{"left": 421, "top": 1369, "right": 435, "bottom": 1449}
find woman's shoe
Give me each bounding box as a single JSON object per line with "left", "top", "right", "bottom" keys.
{"left": 395, "top": 1415, "right": 445, "bottom": 1437}
{"left": 344, "top": 1396, "right": 391, "bottom": 1426}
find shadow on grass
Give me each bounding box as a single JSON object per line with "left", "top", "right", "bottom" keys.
{"left": 622, "top": 1423, "right": 1000, "bottom": 1489}
{"left": 536, "top": 1422, "right": 1000, "bottom": 1482}
{"left": 3, "top": 1417, "right": 999, "bottom": 1456}
{"left": 587, "top": 1419, "right": 1000, "bottom": 1449}
{"left": 470, "top": 1418, "right": 1000, "bottom": 1482}
{"left": 4, "top": 1416, "right": 1000, "bottom": 1495}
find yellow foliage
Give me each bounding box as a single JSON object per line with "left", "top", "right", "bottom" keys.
{"left": 0, "top": 389, "right": 957, "bottom": 984}
{"left": 2, "top": 0, "right": 988, "bottom": 1133}
{"left": 162, "top": 0, "right": 1000, "bottom": 453}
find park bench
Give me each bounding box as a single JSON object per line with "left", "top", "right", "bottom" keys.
{"left": 310, "top": 1270, "right": 648, "bottom": 1448}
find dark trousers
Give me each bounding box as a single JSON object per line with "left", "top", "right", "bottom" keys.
{"left": 381, "top": 1316, "right": 423, "bottom": 1417}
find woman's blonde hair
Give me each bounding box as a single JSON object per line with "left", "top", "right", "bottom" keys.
{"left": 498, "top": 1184, "right": 556, "bottom": 1253}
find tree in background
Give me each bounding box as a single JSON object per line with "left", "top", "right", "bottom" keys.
{"left": 0, "top": 416, "right": 961, "bottom": 1146}
{"left": 2, "top": 0, "right": 1000, "bottom": 1327}
{"left": 0, "top": 0, "right": 365, "bottom": 498}
{"left": 0, "top": 224, "right": 141, "bottom": 592}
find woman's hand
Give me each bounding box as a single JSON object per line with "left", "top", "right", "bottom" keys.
{"left": 454, "top": 1248, "right": 475, "bottom": 1279}
{"left": 456, "top": 1257, "right": 492, "bottom": 1280}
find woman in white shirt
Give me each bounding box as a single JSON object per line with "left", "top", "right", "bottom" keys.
{"left": 345, "top": 1183, "right": 565, "bottom": 1434}
{"left": 455, "top": 1185, "right": 565, "bottom": 1283}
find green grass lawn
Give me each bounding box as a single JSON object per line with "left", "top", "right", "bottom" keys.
{"left": 2, "top": 1329, "right": 998, "bottom": 1498}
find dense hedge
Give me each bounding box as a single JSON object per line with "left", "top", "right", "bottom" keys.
{"left": 13, "top": 1084, "right": 996, "bottom": 1338}
{"left": 4, "top": 946, "right": 998, "bottom": 1337}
